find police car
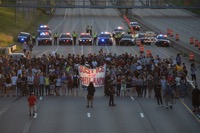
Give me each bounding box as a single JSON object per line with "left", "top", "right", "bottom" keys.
{"left": 37, "top": 25, "right": 51, "bottom": 36}
{"left": 112, "top": 27, "right": 125, "bottom": 37}
{"left": 119, "top": 34, "right": 135, "bottom": 46}
{"left": 17, "top": 32, "right": 30, "bottom": 43}
{"left": 97, "top": 32, "right": 113, "bottom": 45}
{"left": 155, "top": 34, "right": 170, "bottom": 47}
{"left": 129, "top": 22, "right": 140, "bottom": 31}
{"left": 37, "top": 32, "right": 52, "bottom": 45}
{"left": 78, "top": 33, "right": 93, "bottom": 45}
{"left": 59, "top": 33, "right": 73, "bottom": 45}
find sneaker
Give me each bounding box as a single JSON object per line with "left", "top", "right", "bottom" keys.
{"left": 33, "top": 113, "right": 35, "bottom": 117}
{"left": 90, "top": 106, "right": 93, "bottom": 108}
{"left": 170, "top": 105, "right": 173, "bottom": 109}
{"left": 86, "top": 105, "right": 89, "bottom": 108}
{"left": 29, "top": 113, "right": 31, "bottom": 117}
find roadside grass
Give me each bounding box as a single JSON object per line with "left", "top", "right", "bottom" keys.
{"left": 0, "top": 7, "right": 51, "bottom": 51}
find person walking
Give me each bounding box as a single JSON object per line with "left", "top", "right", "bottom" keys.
{"left": 192, "top": 84, "right": 200, "bottom": 112}
{"left": 72, "top": 31, "right": 78, "bottom": 45}
{"left": 22, "top": 41, "right": 28, "bottom": 55}
{"left": 28, "top": 92, "right": 38, "bottom": 117}
{"left": 109, "top": 84, "right": 116, "bottom": 106}
{"left": 190, "top": 63, "right": 197, "bottom": 84}
{"left": 86, "top": 82, "right": 96, "bottom": 108}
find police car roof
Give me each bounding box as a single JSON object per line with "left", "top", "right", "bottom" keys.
{"left": 19, "top": 32, "right": 30, "bottom": 35}
{"left": 80, "top": 33, "right": 90, "bottom": 35}
{"left": 101, "top": 31, "right": 111, "bottom": 34}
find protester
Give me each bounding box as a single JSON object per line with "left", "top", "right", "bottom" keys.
{"left": 109, "top": 84, "right": 116, "bottom": 106}
{"left": 86, "top": 82, "right": 95, "bottom": 108}
{"left": 154, "top": 82, "right": 163, "bottom": 107}
{"left": 192, "top": 84, "right": 200, "bottom": 112}
{"left": 28, "top": 92, "right": 38, "bottom": 117}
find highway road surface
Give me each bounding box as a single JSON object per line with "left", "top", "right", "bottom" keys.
{"left": 1, "top": 5, "right": 200, "bottom": 133}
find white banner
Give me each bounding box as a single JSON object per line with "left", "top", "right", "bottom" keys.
{"left": 79, "top": 64, "right": 106, "bottom": 87}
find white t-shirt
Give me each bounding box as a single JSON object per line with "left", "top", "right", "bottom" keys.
{"left": 11, "top": 76, "right": 18, "bottom": 85}
{"left": 56, "top": 78, "right": 61, "bottom": 87}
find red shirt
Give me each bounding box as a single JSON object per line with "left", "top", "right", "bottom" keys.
{"left": 28, "top": 95, "right": 37, "bottom": 106}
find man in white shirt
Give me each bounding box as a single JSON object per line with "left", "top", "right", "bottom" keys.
{"left": 27, "top": 73, "right": 34, "bottom": 95}
{"left": 11, "top": 74, "right": 18, "bottom": 95}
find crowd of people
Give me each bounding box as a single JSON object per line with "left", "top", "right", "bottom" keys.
{"left": 0, "top": 48, "right": 199, "bottom": 110}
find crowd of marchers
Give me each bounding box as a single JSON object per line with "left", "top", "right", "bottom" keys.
{"left": 0, "top": 50, "right": 199, "bottom": 109}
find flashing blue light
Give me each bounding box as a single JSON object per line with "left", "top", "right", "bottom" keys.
{"left": 101, "top": 39, "right": 105, "bottom": 42}
{"left": 21, "top": 38, "right": 24, "bottom": 41}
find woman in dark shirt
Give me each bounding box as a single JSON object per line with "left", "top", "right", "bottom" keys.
{"left": 86, "top": 82, "right": 95, "bottom": 108}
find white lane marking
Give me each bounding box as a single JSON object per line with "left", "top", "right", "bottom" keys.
{"left": 140, "top": 113, "right": 144, "bottom": 118}
{"left": 52, "top": 9, "right": 68, "bottom": 32}
{"left": 69, "top": 18, "right": 80, "bottom": 32}
{"left": 82, "top": 45, "right": 83, "bottom": 55}
{"left": 52, "top": 9, "right": 68, "bottom": 54}
{"left": 55, "top": 45, "right": 60, "bottom": 53}
{"left": 131, "top": 96, "right": 134, "bottom": 100}
{"left": 156, "top": 48, "right": 170, "bottom": 58}
{"left": 106, "top": 46, "right": 110, "bottom": 53}
{"left": 0, "top": 107, "right": 9, "bottom": 116}
{"left": 87, "top": 113, "right": 91, "bottom": 118}
{"left": 39, "top": 96, "right": 42, "bottom": 101}
{"left": 33, "top": 113, "right": 38, "bottom": 118}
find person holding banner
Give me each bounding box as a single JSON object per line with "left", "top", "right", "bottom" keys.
{"left": 86, "top": 82, "right": 96, "bottom": 108}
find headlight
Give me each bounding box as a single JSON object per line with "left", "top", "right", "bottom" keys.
{"left": 89, "top": 39, "right": 91, "bottom": 41}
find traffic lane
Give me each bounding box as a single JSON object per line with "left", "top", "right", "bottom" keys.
{"left": 32, "top": 45, "right": 58, "bottom": 57}
{"left": 137, "top": 97, "right": 200, "bottom": 133}
{"left": 0, "top": 97, "right": 30, "bottom": 133}
{"left": 27, "top": 96, "right": 154, "bottom": 133}
{"left": 130, "top": 9, "right": 200, "bottom": 53}
{"left": 139, "top": 17, "right": 200, "bottom": 52}
{"left": 0, "top": 97, "right": 19, "bottom": 116}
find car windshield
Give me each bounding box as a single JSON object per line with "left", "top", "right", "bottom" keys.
{"left": 99, "top": 34, "right": 111, "bottom": 38}
{"left": 19, "top": 33, "right": 29, "bottom": 37}
{"left": 80, "top": 35, "right": 91, "bottom": 38}
{"left": 39, "top": 35, "right": 50, "bottom": 38}
{"left": 60, "top": 34, "right": 71, "bottom": 38}
{"left": 39, "top": 27, "right": 50, "bottom": 31}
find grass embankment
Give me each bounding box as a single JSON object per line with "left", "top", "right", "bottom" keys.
{"left": 0, "top": 7, "right": 51, "bottom": 51}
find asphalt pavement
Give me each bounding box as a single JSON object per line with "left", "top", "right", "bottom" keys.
{"left": 1, "top": 3, "right": 200, "bottom": 133}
